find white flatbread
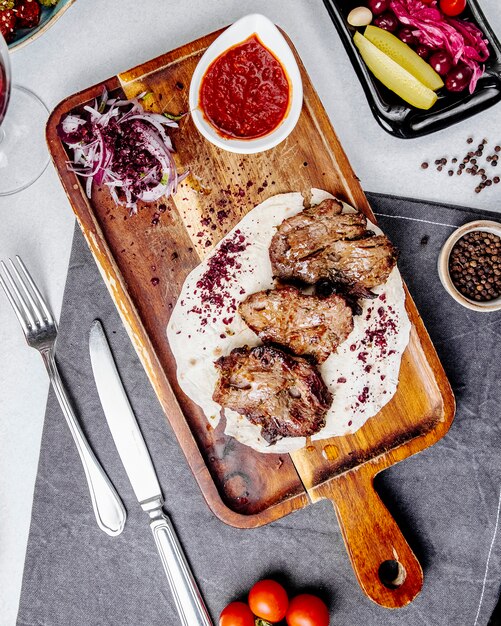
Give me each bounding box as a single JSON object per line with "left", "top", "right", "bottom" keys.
{"left": 167, "top": 190, "right": 411, "bottom": 453}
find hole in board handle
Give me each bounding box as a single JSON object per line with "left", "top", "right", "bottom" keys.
{"left": 378, "top": 560, "right": 407, "bottom": 589}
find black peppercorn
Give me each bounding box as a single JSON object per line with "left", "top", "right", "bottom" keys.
{"left": 449, "top": 231, "right": 501, "bottom": 302}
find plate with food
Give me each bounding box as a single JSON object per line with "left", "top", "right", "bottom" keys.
{"left": 168, "top": 189, "right": 410, "bottom": 453}
{"left": 47, "top": 17, "right": 455, "bottom": 608}
{"left": 323, "top": 0, "right": 501, "bottom": 137}
{"left": 2, "top": 0, "right": 75, "bottom": 51}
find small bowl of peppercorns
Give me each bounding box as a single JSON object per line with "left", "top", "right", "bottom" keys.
{"left": 438, "top": 221, "right": 501, "bottom": 312}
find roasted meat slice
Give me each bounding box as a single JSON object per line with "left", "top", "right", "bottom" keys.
{"left": 270, "top": 198, "right": 367, "bottom": 279}
{"left": 238, "top": 286, "right": 353, "bottom": 363}
{"left": 283, "top": 234, "right": 398, "bottom": 288}
{"left": 269, "top": 199, "right": 398, "bottom": 288}
{"left": 321, "top": 236, "right": 398, "bottom": 288}
{"left": 213, "top": 345, "right": 332, "bottom": 444}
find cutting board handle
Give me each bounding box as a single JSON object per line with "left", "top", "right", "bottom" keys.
{"left": 324, "top": 469, "right": 423, "bottom": 608}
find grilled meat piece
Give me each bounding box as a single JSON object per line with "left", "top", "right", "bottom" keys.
{"left": 270, "top": 199, "right": 367, "bottom": 279}
{"left": 239, "top": 286, "right": 353, "bottom": 363}
{"left": 319, "top": 236, "right": 398, "bottom": 288}
{"left": 269, "top": 198, "right": 398, "bottom": 288}
{"left": 213, "top": 345, "right": 332, "bottom": 444}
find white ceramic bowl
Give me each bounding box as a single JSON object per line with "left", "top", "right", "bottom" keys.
{"left": 437, "top": 220, "right": 501, "bottom": 312}
{"left": 189, "top": 13, "right": 303, "bottom": 154}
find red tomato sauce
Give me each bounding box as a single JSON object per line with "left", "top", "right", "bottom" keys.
{"left": 199, "top": 35, "right": 290, "bottom": 139}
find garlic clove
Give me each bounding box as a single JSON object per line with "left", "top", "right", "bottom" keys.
{"left": 348, "top": 6, "right": 373, "bottom": 27}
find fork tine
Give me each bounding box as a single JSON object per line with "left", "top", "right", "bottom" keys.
{"left": 15, "top": 255, "right": 54, "bottom": 324}
{"left": 9, "top": 259, "right": 43, "bottom": 328}
{"left": 1, "top": 260, "right": 37, "bottom": 330}
{"left": 0, "top": 266, "right": 31, "bottom": 334}
{"left": 9, "top": 258, "right": 45, "bottom": 326}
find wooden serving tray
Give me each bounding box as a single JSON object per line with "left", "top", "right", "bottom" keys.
{"left": 47, "top": 28, "right": 455, "bottom": 608}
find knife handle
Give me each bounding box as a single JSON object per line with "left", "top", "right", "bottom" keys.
{"left": 149, "top": 508, "right": 213, "bottom": 626}
{"left": 44, "top": 351, "right": 126, "bottom": 537}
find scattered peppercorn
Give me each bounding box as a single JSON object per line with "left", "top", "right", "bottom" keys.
{"left": 420, "top": 136, "right": 501, "bottom": 194}
{"left": 449, "top": 231, "right": 501, "bottom": 301}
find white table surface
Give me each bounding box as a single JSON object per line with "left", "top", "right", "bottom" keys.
{"left": 1, "top": 0, "right": 501, "bottom": 623}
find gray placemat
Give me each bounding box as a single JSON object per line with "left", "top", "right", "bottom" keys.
{"left": 16, "top": 193, "right": 501, "bottom": 626}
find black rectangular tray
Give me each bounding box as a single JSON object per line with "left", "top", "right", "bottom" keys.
{"left": 322, "top": 0, "right": 501, "bottom": 138}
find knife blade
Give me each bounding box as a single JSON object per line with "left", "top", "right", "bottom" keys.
{"left": 89, "top": 320, "right": 213, "bottom": 626}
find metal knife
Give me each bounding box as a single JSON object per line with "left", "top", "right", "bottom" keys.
{"left": 89, "top": 320, "right": 213, "bottom": 626}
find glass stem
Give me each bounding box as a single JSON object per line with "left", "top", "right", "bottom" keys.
{"left": 0, "top": 126, "right": 5, "bottom": 146}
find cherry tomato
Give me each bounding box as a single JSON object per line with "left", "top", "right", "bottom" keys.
{"left": 439, "top": 0, "right": 466, "bottom": 17}
{"left": 219, "top": 601, "right": 255, "bottom": 626}
{"left": 286, "top": 594, "right": 330, "bottom": 626}
{"left": 248, "top": 579, "right": 289, "bottom": 622}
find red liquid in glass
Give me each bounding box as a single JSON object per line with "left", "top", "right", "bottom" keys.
{"left": 0, "top": 61, "right": 7, "bottom": 125}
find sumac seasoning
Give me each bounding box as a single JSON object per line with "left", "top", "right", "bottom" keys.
{"left": 448, "top": 231, "right": 501, "bottom": 302}
{"left": 193, "top": 229, "right": 249, "bottom": 327}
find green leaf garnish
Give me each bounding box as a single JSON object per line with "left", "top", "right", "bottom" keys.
{"left": 141, "top": 92, "right": 155, "bottom": 106}
{"left": 163, "top": 111, "right": 186, "bottom": 122}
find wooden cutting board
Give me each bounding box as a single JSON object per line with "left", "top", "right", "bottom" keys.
{"left": 46, "top": 27, "right": 455, "bottom": 609}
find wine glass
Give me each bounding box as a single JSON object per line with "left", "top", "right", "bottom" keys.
{"left": 0, "top": 32, "right": 49, "bottom": 195}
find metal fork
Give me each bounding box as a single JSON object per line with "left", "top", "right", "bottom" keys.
{"left": 0, "top": 256, "right": 126, "bottom": 536}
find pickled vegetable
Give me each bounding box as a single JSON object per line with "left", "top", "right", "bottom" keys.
{"left": 364, "top": 25, "right": 444, "bottom": 91}
{"left": 354, "top": 31, "right": 438, "bottom": 110}
{"left": 373, "top": 11, "right": 398, "bottom": 32}
{"left": 429, "top": 50, "right": 452, "bottom": 77}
